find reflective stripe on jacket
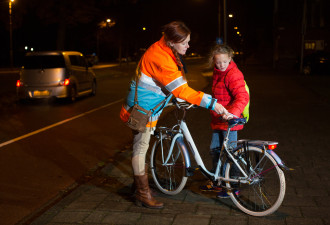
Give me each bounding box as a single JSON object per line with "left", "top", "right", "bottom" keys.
{"left": 120, "top": 36, "right": 217, "bottom": 129}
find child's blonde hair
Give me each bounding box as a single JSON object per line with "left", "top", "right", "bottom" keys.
{"left": 208, "top": 44, "right": 234, "bottom": 67}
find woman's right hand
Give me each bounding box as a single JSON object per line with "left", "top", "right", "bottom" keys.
{"left": 214, "top": 102, "right": 228, "bottom": 114}
{"left": 214, "top": 103, "right": 232, "bottom": 120}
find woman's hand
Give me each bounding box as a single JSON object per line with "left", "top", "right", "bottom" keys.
{"left": 222, "top": 113, "right": 233, "bottom": 120}
{"left": 214, "top": 103, "right": 233, "bottom": 120}
{"left": 214, "top": 102, "right": 228, "bottom": 114}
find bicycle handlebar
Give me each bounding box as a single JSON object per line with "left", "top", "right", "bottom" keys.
{"left": 171, "top": 98, "right": 247, "bottom": 126}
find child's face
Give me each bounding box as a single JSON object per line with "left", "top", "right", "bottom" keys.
{"left": 214, "top": 54, "right": 231, "bottom": 71}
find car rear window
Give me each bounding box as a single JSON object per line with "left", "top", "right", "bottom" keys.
{"left": 23, "top": 55, "right": 65, "bottom": 69}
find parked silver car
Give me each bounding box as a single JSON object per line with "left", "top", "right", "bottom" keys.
{"left": 17, "top": 51, "right": 97, "bottom": 102}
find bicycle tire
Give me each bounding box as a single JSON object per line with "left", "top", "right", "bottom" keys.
{"left": 150, "top": 134, "right": 188, "bottom": 195}
{"left": 225, "top": 145, "right": 286, "bottom": 216}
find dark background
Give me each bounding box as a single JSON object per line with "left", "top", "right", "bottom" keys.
{"left": 0, "top": 0, "right": 329, "bottom": 68}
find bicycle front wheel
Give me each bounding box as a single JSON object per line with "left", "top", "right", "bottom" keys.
{"left": 225, "top": 146, "right": 286, "bottom": 216}
{"left": 150, "top": 134, "right": 187, "bottom": 195}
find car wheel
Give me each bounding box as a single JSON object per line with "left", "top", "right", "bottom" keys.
{"left": 17, "top": 98, "right": 27, "bottom": 104}
{"left": 69, "top": 86, "right": 77, "bottom": 102}
{"left": 91, "top": 81, "right": 96, "bottom": 96}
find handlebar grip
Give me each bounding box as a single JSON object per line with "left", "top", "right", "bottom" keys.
{"left": 228, "top": 113, "right": 239, "bottom": 119}
{"left": 227, "top": 118, "right": 247, "bottom": 128}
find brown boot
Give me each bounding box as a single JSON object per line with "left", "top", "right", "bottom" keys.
{"left": 134, "top": 174, "right": 164, "bottom": 209}
{"left": 131, "top": 164, "right": 158, "bottom": 196}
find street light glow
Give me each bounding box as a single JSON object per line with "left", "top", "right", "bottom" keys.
{"left": 98, "top": 18, "right": 115, "bottom": 28}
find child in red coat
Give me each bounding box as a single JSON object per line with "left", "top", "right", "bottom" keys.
{"left": 200, "top": 44, "right": 249, "bottom": 198}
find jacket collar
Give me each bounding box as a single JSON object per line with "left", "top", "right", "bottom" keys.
{"left": 158, "top": 36, "right": 178, "bottom": 64}
{"left": 214, "top": 60, "right": 236, "bottom": 76}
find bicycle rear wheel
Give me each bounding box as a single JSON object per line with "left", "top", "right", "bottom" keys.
{"left": 150, "top": 134, "right": 187, "bottom": 195}
{"left": 225, "top": 146, "right": 286, "bottom": 216}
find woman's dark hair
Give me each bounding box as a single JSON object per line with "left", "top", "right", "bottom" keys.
{"left": 162, "top": 21, "right": 191, "bottom": 44}
{"left": 162, "top": 21, "right": 191, "bottom": 70}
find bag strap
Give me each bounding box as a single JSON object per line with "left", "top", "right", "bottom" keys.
{"left": 151, "top": 94, "right": 170, "bottom": 113}
{"left": 134, "top": 60, "right": 142, "bottom": 105}
{"left": 134, "top": 77, "right": 139, "bottom": 104}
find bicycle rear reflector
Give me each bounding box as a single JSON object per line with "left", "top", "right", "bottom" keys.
{"left": 267, "top": 144, "right": 277, "bottom": 150}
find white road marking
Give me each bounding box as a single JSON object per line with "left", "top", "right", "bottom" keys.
{"left": 0, "top": 98, "right": 124, "bottom": 148}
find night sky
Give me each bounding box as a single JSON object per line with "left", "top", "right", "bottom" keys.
{"left": 0, "top": 0, "right": 324, "bottom": 67}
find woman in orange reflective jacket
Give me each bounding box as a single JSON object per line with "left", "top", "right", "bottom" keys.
{"left": 120, "top": 21, "right": 230, "bottom": 209}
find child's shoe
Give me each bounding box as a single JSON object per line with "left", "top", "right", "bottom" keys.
{"left": 216, "top": 190, "right": 240, "bottom": 198}
{"left": 200, "top": 181, "right": 222, "bottom": 192}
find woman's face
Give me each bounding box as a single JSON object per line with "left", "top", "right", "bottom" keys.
{"left": 214, "top": 53, "right": 231, "bottom": 71}
{"left": 172, "top": 34, "right": 190, "bottom": 55}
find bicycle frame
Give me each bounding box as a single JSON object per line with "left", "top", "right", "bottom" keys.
{"left": 160, "top": 118, "right": 290, "bottom": 185}
{"left": 169, "top": 120, "right": 241, "bottom": 183}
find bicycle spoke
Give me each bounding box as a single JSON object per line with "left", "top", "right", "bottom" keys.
{"left": 150, "top": 135, "right": 188, "bottom": 195}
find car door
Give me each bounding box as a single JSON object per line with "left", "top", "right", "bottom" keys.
{"left": 69, "top": 55, "right": 88, "bottom": 92}
{"left": 77, "top": 55, "right": 91, "bottom": 91}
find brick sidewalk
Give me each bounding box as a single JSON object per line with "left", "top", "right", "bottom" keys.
{"left": 29, "top": 150, "right": 276, "bottom": 225}
{"left": 30, "top": 147, "right": 329, "bottom": 225}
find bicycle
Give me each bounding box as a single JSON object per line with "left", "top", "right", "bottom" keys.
{"left": 150, "top": 98, "right": 291, "bottom": 216}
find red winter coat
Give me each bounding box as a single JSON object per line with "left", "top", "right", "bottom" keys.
{"left": 210, "top": 61, "right": 249, "bottom": 131}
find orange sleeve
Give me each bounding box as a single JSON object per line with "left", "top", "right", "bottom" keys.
{"left": 140, "top": 38, "right": 216, "bottom": 109}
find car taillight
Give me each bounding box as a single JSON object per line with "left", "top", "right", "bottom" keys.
{"left": 60, "top": 79, "right": 70, "bottom": 86}
{"left": 16, "top": 80, "right": 22, "bottom": 87}
{"left": 267, "top": 144, "right": 277, "bottom": 150}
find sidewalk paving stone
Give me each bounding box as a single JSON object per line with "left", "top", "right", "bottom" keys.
{"left": 210, "top": 215, "right": 248, "bottom": 225}
{"left": 136, "top": 214, "right": 174, "bottom": 225}
{"left": 286, "top": 218, "right": 325, "bottom": 225}
{"left": 248, "top": 217, "right": 286, "bottom": 225}
{"left": 102, "top": 212, "right": 141, "bottom": 224}
{"left": 172, "top": 214, "right": 211, "bottom": 225}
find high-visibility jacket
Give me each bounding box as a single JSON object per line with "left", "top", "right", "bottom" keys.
{"left": 120, "top": 36, "right": 217, "bottom": 129}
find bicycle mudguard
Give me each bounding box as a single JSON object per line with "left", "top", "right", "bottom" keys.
{"left": 266, "top": 150, "right": 293, "bottom": 171}
{"left": 174, "top": 135, "right": 193, "bottom": 176}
